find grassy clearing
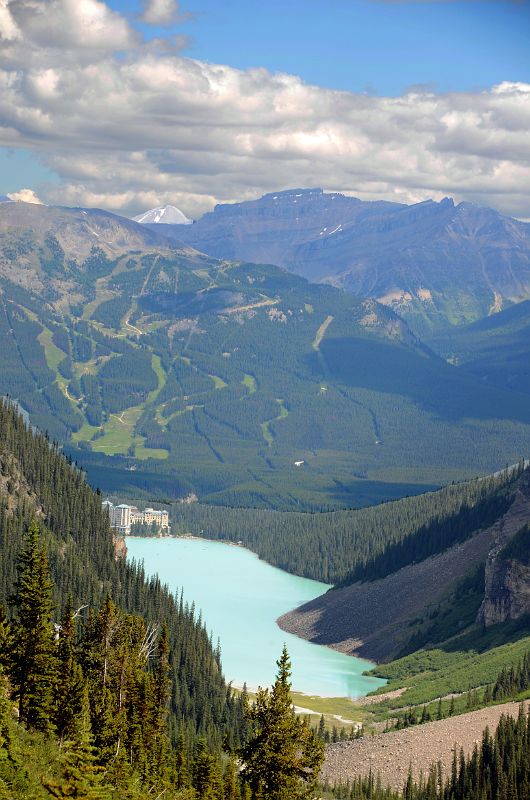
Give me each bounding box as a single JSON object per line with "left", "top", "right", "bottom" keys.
{"left": 90, "top": 407, "right": 143, "bottom": 455}
{"left": 367, "top": 623, "right": 530, "bottom": 714}
{"left": 291, "top": 692, "right": 364, "bottom": 724}
{"left": 38, "top": 328, "right": 66, "bottom": 372}
{"left": 260, "top": 420, "right": 274, "bottom": 446}
{"left": 135, "top": 442, "right": 169, "bottom": 460}
{"left": 312, "top": 315, "right": 334, "bottom": 351}
{"left": 242, "top": 374, "right": 257, "bottom": 394}
{"left": 148, "top": 355, "right": 167, "bottom": 402}
{"left": 276, "top": 398, "right": 288, "bottom": 420}
{"left": 235, "top": 688, "right": 364, "bottom": 731}
{"left": 89, "top": 402, "right": 169, "bottom": 460}
{"left": 72, "top": 421, "right": 100, "bottom": 443}
{"left": 73, "top": 356, "right": 108, "bottom": 378}
{"left": 260, "top": 399, "right": 289, "bottom": 446}
{"left": 37, "top": 326, "right": 84, "bottom": 409}
{"left": 209, "top": 374, "right": 228, "bottom": 390}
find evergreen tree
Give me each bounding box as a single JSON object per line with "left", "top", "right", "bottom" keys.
{"left": 224, "top": 758, "right": 241, "bottom": 800}
{"left": 0, "top": 607, "right": 10, "bottom": 673}
{"left": 151, "top": 620, "right": 171, "bottom": 780}
{"left": 44, "top": 685, "right": 113, "bottom": 800}
{"left": 10, "top": 521, "right": 57, "bottom": 732}
{"left": 238, "top": 646, "right": 324, "bottom": 800}
{"left": 193, "top": 737, "right": 224, "bottom": 799}
{"left": 54, "top": 596, "right": 85, "bottom": 741}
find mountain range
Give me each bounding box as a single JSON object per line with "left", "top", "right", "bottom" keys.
{"left": 1, "top": 199, "right": 530, "bottom": 508}
{"left": 139, "top": 188, "right": 530, "bottom": 337}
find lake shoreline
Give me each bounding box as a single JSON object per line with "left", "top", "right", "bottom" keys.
{"left": 126, "top": 535, "right": 386, "bottom": 698}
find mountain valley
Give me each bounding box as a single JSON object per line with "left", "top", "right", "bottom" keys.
{"left": 2, "top": 200, "right": 530, "bottom": 509}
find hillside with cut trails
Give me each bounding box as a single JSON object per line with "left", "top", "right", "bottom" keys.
{"left": 1, "top": 202, "right": 530, "bottom": 508}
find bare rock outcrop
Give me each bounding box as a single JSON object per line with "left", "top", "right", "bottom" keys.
{"left": 478, "top": 538, "right": 530, "bottom": 627}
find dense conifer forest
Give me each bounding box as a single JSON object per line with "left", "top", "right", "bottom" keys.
{"left": 170, "top": 465, "right": 523, "bottom": 584}
{"left": 0, "top": 399, "right": 249, "bottom": 797}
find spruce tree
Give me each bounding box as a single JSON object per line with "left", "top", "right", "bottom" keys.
{"left": 11, "top": 521, "right": 57, "bottom": 732}
{"left": 151, "top": 620, "right": 171, "bottom": 780}
{"left": 44, "top": 685, "right": 112, "bottom": 800}
{"left": 54, "top": 596, "right": 84, "bottom": 742}
{"left": 238, "top": 646, "right": 324, "bottom": 800}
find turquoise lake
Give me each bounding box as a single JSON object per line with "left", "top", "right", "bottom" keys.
{"left": 127, "top": 536, "right": 385, "bottom": 698}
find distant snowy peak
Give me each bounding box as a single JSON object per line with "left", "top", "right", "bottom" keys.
{"left": 133, "top": 205, "right": 193, "bottom": 225}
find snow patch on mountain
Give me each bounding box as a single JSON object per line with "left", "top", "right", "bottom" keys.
{"left": 133, "top": 205, "right": 192, "bottom": 225}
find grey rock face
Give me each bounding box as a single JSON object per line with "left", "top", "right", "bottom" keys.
{"left": 154, "top": 189, "right": 530, "bottom": 335}
{"left": 478, "top": 549, "right": 530, "bottom": 627}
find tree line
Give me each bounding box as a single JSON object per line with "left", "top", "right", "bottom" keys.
{"left": 170, "top": 465, "right": 524, "bottom": 585}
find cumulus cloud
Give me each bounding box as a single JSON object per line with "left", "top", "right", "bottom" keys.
{"left": 142, "top": 0, "right": 184, "bottom": 25}
{"left": 5, "top": 0, "right": 136, "bottom": 61}
{"left": 0, "top": 0, "right": 529, "bottom": 219}
{"left": 7, "top": 187, "right": 43, "bottom": 203}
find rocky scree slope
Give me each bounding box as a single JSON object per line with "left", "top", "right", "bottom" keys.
{"left": 279, "top": 467, "right": 530, "bottom": 661}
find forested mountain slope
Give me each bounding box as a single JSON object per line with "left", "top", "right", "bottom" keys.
{"left": 2, "top": 202, "right": 530, "bottom": 508}
{"left": 0, "top": 399, "right": 244, "bottom": 752}
{"left": 278, "top": 465, "right": 530, "bottom": 663}
{"left": 431, "top": 299, "right": 530, "bottom": 398}
{"left": 151, "top": 188, "right": 530, "bottom": 336}
{"left": 171, "top": 465, "right": 523, "bottom": 584}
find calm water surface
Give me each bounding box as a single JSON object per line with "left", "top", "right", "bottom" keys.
{"left": 127, "top": 536, "right": 385, "bottom": 698}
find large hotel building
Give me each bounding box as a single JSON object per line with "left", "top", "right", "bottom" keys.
{"left": 102, "top": 501, "right": 170, "bottom": 536}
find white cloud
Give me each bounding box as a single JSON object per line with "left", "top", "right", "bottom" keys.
{"left": 0, "top": 0, "right": 529, "bottom": 219}
{"left": 142, "top": 0, "right": 182, "bottom": 25}
{"left": 7, "top": 187, "right": 43, "bottom": 203}
{"left": 0, "top": 0, "right": 21, "bottom": 40}
{"left": 7, "top": 0, "right": 136, "bottom": 57}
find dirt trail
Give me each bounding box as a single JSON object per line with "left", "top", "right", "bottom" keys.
{"left": 223, "top": 298, "right": 278, "bottom": 314}
{"left": 322, "top": 702, "right": 524, "bottom": 790}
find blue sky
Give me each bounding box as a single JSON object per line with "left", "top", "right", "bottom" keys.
{"left": 114, "top": 0, "right": 530, "bottom": 96}
{"left": 1, "top": 0, "right": 529, "bottom": 217}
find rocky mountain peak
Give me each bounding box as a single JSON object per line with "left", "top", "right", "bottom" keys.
{"left": 133, "top": 205, "right": 193, "bottom": 225}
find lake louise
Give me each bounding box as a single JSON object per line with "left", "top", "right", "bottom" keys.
{"left": 127, "top": 536, "right": 385, "bottom": 698}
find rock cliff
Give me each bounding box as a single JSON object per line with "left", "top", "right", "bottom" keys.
{"left": 478, "top": 522, "right": 530, "bottom": 627}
